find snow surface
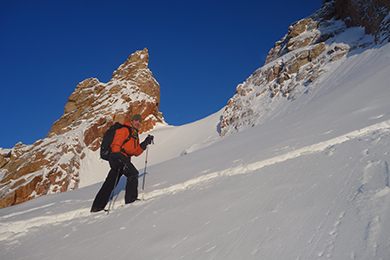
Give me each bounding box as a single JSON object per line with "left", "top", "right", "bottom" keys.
{"left": 1, "top": 42, "right": 390, "bottom": 260}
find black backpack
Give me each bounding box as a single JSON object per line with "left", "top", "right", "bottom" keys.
{"left": 100, "top": 122, "right": 132, "bottom": 161}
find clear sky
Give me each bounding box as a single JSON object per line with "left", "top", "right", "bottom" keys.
{"left": 0, "top": 0, "right": 321, "bottom": 148}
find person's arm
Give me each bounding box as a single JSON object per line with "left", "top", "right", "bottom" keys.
{"left": 111, "top": 127, "right": 130, "bottom": 153}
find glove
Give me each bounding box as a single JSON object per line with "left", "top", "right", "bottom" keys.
{"left": 140, "top": 135, "right": 154, "bottom": 150}
{"left": 145, "top": 135, "right": 154, "bottom": 145}
{"left": 109, "top": 152, "right": 127, "bottom": 171}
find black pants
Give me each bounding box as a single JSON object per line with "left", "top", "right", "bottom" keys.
{"left": 91, "top": 156, "right": 139, "bottom": 212}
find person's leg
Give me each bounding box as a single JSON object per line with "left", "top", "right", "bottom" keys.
{"left": 123, "top": 163, "right": 139, "bottom": 203}
{"left": 91, "top": 169, "right": 120, "bottom": 212}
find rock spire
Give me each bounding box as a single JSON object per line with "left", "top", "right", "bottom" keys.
{"left": 0, "top": 48, "right": 164, "bottom": 209}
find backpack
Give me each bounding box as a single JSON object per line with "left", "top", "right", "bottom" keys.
{"left": 100, "top": 122, "right": 132, "bottom": 161}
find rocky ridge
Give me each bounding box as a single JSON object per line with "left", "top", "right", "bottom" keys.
{"left": 220, "top": 0, "right": 390, "bottom": 136}
{"left": 0, "top": 48, "right": 163, "bottom": 209}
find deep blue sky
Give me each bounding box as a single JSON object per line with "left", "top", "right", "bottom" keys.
{"left": 0, "top": 0, "right": 321, "bottom": 148}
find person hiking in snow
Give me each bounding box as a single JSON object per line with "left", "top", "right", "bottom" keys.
{"left": 91, "top": 114, "right": 154, "bottom": 213}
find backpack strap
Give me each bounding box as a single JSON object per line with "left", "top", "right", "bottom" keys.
{"left": 120, "top": 125, "right": 134, "bottom": 154}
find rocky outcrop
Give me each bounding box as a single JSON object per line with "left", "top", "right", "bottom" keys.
{"left": 48, "top": 48, "right": 161, "bottom": 147}
{"left": 0, "top": 48, "right": 164, "bottom": 209}
{"left": 328, "top": 0, "right": 390, "bottom": 42}
{"left": 220, "top": 0, "right": 389, "bottom": 136}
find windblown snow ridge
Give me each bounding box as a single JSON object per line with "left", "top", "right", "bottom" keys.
{"left": 1, "top": 119, "right": 390, "bottom": 242}
{"left": 144, "top": 119, "right": 390, "bottom": 200}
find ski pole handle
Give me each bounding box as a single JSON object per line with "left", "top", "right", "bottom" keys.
{"left": 147, "top": 134, "right": 154, "bottom": 145}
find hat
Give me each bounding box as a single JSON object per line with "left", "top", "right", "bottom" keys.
{"left": 131, "top": 114, "right": 142, "bottom": 123}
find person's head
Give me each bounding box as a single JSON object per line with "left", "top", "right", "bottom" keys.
{"left": 131, "top": 114, "right": 142, "bottom": 130}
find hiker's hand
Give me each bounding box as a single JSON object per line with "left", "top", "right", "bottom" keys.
{"left": 109, "top": 152, "right": 126, "bottom": 170}
{"left": 145, "top": 135, "right": 154, "bottom": 145}
{"left": 140, "top": 135, "right": 154, "bottom": 150}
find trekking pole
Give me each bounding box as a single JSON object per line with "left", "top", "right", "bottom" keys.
{"left": 142, "top": 145, "right": 149, "bottom": 191}
{"left": 107, "top": 169, "right": 120, "bottom": 215}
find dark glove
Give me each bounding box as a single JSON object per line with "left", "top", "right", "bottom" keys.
{"left": 140, "top": 135, "right": 154, "bottom": 150}
{"left": 109, "top": 152, "right": 127, "bottom": 171}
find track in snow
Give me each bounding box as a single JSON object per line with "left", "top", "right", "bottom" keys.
{"left": 1, "top": 119, "right": 390, "bottom": 242}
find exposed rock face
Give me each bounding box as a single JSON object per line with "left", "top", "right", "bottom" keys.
{"left": 0, "top": 48, "right": 164, "bottom": 209}
{"left": 329, "top": 0, "right": 390, "bottom": 41}
{"left": 49, "top": 48, "right": 161, "bottom": 145}
{"left": 220, "top": 0, "right": 389, "bottom": 136}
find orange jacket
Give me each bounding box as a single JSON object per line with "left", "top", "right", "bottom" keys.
{"left": 111, "top": 122, "right": 144, "bottom": 158}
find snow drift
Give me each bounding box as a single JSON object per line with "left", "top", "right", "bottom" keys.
{"left": 1, "top": 40, "right": 390, "bottom": 260}
{"left": 1, "top": 1, "right": 390, "bottom": 259}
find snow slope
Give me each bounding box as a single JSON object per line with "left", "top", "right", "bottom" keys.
{"left": 1, "top": 43, "right": 390, "bottom": 259}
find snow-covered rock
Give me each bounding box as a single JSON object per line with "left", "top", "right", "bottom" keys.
{"left": 1, "top": 1, "right": 390, "bottom": 259}
{"left": 220, "top": 0, "right": 390, "bottom": 137}
{"left": 0, "top": 48, "right": 164, "bottom": 209}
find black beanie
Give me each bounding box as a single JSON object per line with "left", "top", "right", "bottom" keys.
{"left": 131, "top": 114, "right": 142, "bottom": 123}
